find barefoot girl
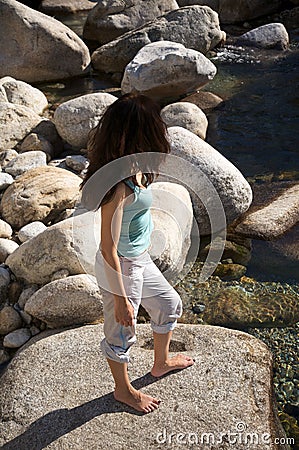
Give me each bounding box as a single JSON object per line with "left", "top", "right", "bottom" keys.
{"left": 79, "top": 93, "right": 194, "bottom": 414}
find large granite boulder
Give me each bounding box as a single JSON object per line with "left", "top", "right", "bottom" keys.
{"left": 6, "top": 182, "right": 193, "bottom": 285}
{"left": 39, "top": 0, "right": 97, "bottom": 14}
{"left": 0, "top": 323, "right": 289, "bottom": 449}
{"left": 121, "top": 41, "right": 217, "bottom": 102}
{"left": 53, "top": 93, "right": 117, "bottom": 148}
{"left": 0, "top": 166, "right": 82, "bottom": 229}
{"left": 236, "top": 23, "right": 289, "bottom": 50}
{"left": 84, "top": 0, "right": 179, "bottom": 44}
{"left": 161, "top": 101, "right": 208, "bottom": 139}
{"left": 166, "top": 126, "right": 253, "bottom": 234}
{"left": 0, "top": 0, "right": 90, "bottom": 83}
{"left": 91, "top": 5, "right": 226, "bottom": 74}
{"left": 234, "top": 183, "right": 299, "bottom": 239}
{"left": 24, "top": 275, "right": 104, "bottom": 328}
{"left": 0, "top": 103, "right": 43, "bottom": 151}
{"left": 177, "top": 0, "right": 283, "bottom": 24}
{"left": 0, "top": 77, "right": 48, "bottom": 115}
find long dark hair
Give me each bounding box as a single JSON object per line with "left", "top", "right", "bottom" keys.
{"left": 79, "top": 92, "right": 170, "bottom": 207}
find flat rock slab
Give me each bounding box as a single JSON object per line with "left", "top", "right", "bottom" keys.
{"left": 0, "top": 323, "right": 289, "bottom": 449}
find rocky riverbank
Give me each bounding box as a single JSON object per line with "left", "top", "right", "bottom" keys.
{"left": 0, "top": 0, "right": 298, "bottom": 448}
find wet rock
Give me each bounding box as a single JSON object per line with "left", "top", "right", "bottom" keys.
{"left": 212, "top": 262, "right": 247, "bottom": 280}
{"left": 234, "top": 183, "right": 299, "bottom": 239}
{"left": 39, "top": 0, "right": 96, "bottom": 14}
{"left": 17, "top": 221, "right": 47, "bottom": 243}
{"left": 91, "top": 6, "right": 226, "bottom": 74}
{"left": 0, "top": 0, "right": 90, "bottom": 83}
{"left": 177, "top": 0, "right": 283, "bottom": 24}
{"left": 0, "top": 166, "right": 81, "bottom": 229}
{"left": 0, "top": 323, "right": 289, "bottom": 448}
{"left": 0, "top": 220, "right": 13, "bottom": 239}
{"left": 236, "top": 23, "right": 289, "bottom": 50}
{"left": 4, "top": 151, "right": 47, "bottom": 177}
{"left": 0, "top": 239, "right": 19, "bottom": 263}
{"left": 121, "top": 41, "right": 217, "bottom": 102}
{"left": 24, "top": 274, "right": 104, "bottom": 328}
{"left": 0, "top": 103, "right": 43, "bottom": 151}
{"left": 0, "top": 305, "right": 23, "bottom": 335}
{"left": 161, "top": 101, "right": 208, "bottom": 139}
{"left": 0, "top": 76, "right": 48, "bottom": 115}
{"left": 53, "top": 93, "right": 117, "bottom": 148}
{"left": 167, "top": 126, "right": 253, "bottom": 234}
{"left": 3, "top": 327, "right": 31, "bottom": 348}
{"left": 181, "top": 90, "right": 223, "bottom": 112}
{"left": 200, "top": 239, "right": 252, "bottom": 265}
{"left": 84, "top": 0, "right": 179, "bottom": 45}
{"left": 202, "top": 285, "right": 299, "bottom": 328}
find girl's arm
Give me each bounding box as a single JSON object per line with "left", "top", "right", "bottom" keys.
{"left": 100, "top": 183, "right": 134, "bottom": 327}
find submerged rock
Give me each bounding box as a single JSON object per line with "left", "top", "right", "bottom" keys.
{"left": 0, "top": 0, "right": 90, "bottom": 82}
{"left": 91, "top": 6, "right": 225, "bottom": 74}
{"left": 83, "top": 0, "right": 179, "bottom": 44}
{"left": 121, "top": 41, "right": 217, "bottom": 102}
{"left": 201, "top": 284, "right": 299, "bottom": 328}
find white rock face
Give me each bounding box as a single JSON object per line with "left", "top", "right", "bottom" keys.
{"left": 83, "top": 0, "right": 179, "bottom": 44}
{"left": 91, "top": 6, "right": 226, "bottom": 74}
{"left": 0, "top": 77, "right": 48, "bottom": 115}
{"left": 0, "top": 173, "right": 14, "bottom": 191}
{"left": 0, "top": 103, "right": 43, "bottom": 151}
{"left": 54, "top": 93, "right": 117, "bottom": 148}
{"left": 0, "top": 166, "right": 82, "bottom": 229}
{"left": 0, "top": 219, "right": 13, "bottom": 239}
{"left": 4, "top": 151, "right": 47, "bottom": 177}
{"left": 161, "top": 102, "right": 208, "bottom": 139}
{"left": 3, "top": 327, "right": 31, "bottom": 348}
{"left": 121, "top": 41, "right": 217, "bottom": 100}
{"left": 166, "top": 127, "right": 253, "bottom": 235}
{"left": 24, "top": 274, "right": 104, "bottom": 328}
{"left": 0, "top": 238, "right": 19, "bottom": 263}
{"left": 18, "top": 221, "right": 47, "bottom": 243}
{"left": 236, "top": 23, "right": 289, "bottom": 50}
{"left": 0, "top": 0, "right": 91, "bottom": 83}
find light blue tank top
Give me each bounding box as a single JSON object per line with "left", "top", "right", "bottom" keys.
{"left": 117, "top": 176, "right": 154, "bottom": 257}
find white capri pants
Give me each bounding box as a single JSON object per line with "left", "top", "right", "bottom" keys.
{"left": 95, "top": 248, "right": 183, "bottom": 364}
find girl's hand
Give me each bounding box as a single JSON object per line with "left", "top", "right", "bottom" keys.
{"left": 114, "top": 298, "right": 135, "bottom": 327}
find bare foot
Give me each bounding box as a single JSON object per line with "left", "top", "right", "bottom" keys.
{"left": 150, "top": 353, "right": 195, "bottom": 377}
{"left": 114, "top": 386, "right": 161, "bottom": 413}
